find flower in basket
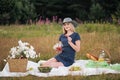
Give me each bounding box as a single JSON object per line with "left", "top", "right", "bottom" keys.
{"left": 6, "top": 40, "right": 38, "bottom": 60}
{"left": 53, "top": 42, "right": 63, "bottom": 53}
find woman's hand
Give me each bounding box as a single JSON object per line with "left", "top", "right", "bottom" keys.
{"left": 53, "top": 42, "right": 63, "bottom": 54}
{"left": 67, "top": 36, "right": 72, "bottom": 42}
{"left": 67, "top": 36, "right": 80, "bottom": 52}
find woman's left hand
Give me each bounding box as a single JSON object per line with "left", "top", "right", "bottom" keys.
{"left": 67, "top": 36, "right": 72, "bottom": 42}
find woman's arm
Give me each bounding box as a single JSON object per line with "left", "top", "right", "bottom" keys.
{"left": 68, "top": 36, "right": 80, "bottom": 52}
{"left": 68, "top": 40, "right": 80, "bottom": 52}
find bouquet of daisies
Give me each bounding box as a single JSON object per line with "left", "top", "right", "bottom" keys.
{"left": 5, "top": 40, "right": 38, "bottom": 60}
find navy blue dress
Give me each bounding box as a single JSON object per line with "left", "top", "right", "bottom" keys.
{"left": 55, "top": 32, "right": 81, "bottom": 67}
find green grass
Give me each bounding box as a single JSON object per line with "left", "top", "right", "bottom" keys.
{"left": 0, "top": 23, "right": 62, "bottom": 38}
{"left": 0, "top": 23, "right": 120, "bottom": 80}
{"left": 0, "top": 23, "right": 119, "bottom": 38}
{"left": 0, "top": 74, "right": 120, "bottom": 80}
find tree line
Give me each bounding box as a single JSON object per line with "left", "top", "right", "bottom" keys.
{"left": 0, "top": 0, "right": 120, "bottom": 24}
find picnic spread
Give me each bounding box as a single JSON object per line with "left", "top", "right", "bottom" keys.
{"left": 0, "top": 40, "right": 120, "bottom": 77}
{"left": 0, "top": 60, "right": 120, "bottom": 77}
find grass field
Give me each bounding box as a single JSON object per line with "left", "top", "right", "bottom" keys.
{"left": 0, "top": 23, "right": 120, "bottom": 80}
{"left": 0, "top": 74, "right": 120, "bottom": 80}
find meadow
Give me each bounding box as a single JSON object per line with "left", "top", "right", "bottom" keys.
{"left": 0, "top": 23, "right": 120, "bottom": 80}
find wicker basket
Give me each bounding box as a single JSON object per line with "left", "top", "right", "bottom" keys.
{"left": 86, "top": 48, "right": 111, "bottom": 63}
{"left": 8, "top": 59, "right": 28, "bottom": 72}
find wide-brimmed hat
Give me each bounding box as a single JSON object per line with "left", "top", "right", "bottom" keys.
{"left": 63, "top": 17, "right": 78, "bottom": 27}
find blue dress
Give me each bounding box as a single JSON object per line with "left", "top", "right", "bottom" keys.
{"left": 55, "top": 32, "right": 81, "bottom": 67}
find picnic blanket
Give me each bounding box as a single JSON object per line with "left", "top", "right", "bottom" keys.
{"left": 0, "top": 60, "right": 120, "bottom": 77}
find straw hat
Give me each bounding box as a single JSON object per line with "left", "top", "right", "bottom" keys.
{"left": 63, "top": 17, "right": 78, "bottom": 27}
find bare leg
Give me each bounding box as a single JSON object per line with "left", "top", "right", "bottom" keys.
{"left": 49, "top": 62, "right": 64, "bottom": 68}
{"left": 45, "top": 58, "right": 57, "bottom": 63}
{"left": 41, "top": 58, "right": 64, "bottom": 68}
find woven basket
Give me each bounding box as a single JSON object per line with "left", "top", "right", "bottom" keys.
{"left": 8, "top": 59, "right": 28, "bottom": 72}
{"left": 86, "top": 48, "right": 111, "bottom": 63}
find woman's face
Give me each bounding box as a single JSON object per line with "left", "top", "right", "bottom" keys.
{"left": 63, "top": 22, "right": 72, "bottom": 31}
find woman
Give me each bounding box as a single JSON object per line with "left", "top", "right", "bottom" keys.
{"left": 41, "top": 17, "right": 81, "bottom": 68}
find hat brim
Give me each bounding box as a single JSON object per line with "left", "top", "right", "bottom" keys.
{"left": 63, "top": 20, "right": 78, "bottom": 27}
{"left": 71, "top": 20, "right": 78, "bottom": 27}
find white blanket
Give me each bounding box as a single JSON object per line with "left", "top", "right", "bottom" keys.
{"left": 0, "top": 60, "right": 120, "bottom": 77}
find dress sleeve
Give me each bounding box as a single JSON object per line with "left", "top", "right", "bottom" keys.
{"left": 75, "top": 33, "right": 81, "bottom": 41}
